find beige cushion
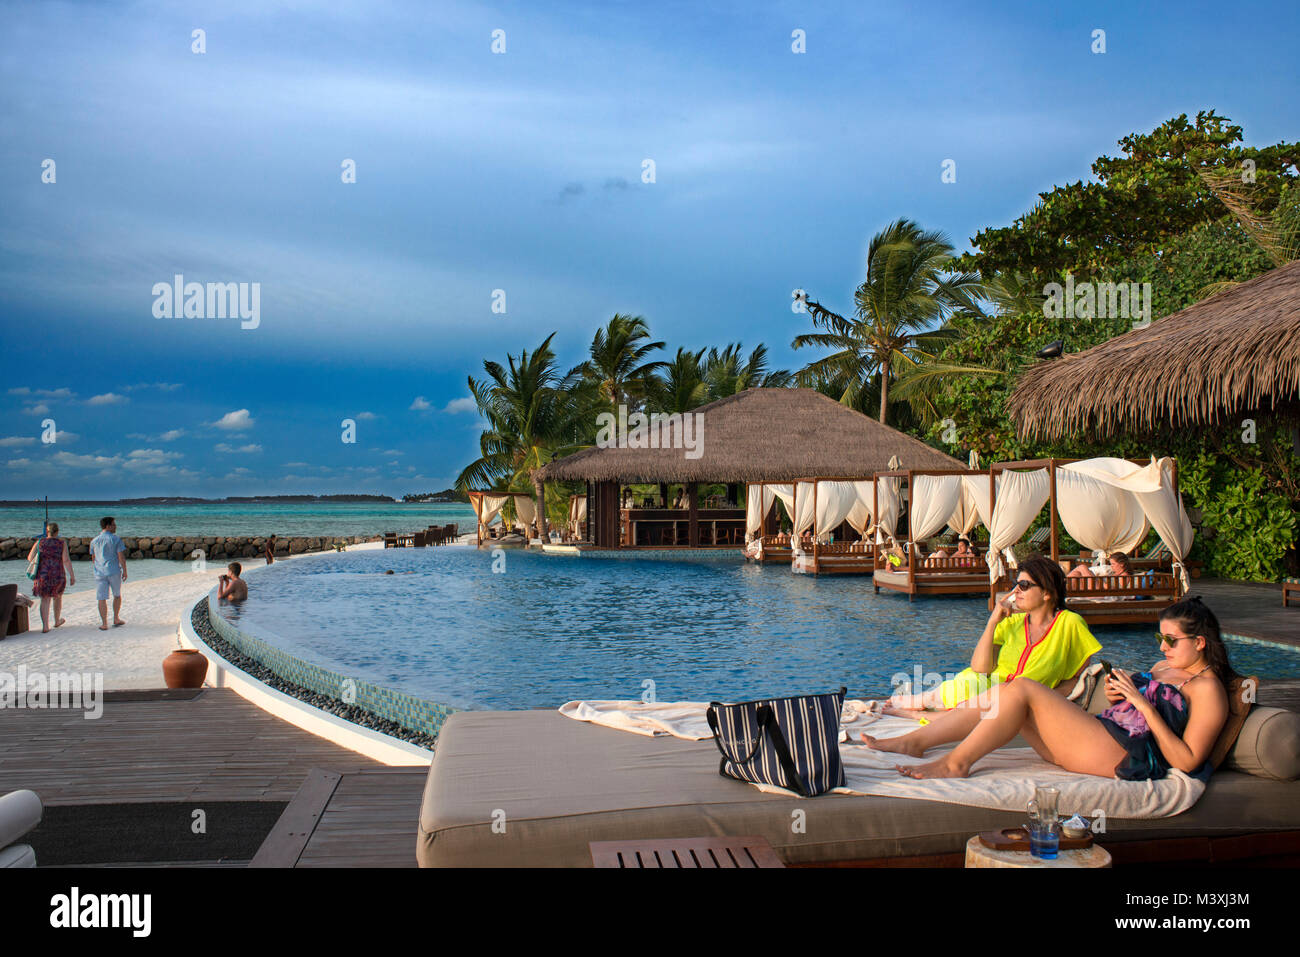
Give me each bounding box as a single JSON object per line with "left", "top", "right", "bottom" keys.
{"left": 1209, "top": 676, "right": 1256, "bottom": 770}
{"left": 0, "top": 790, "right": 42, "bottom": 849}
{"left": 1227, "top": 706, "right": 1300, "bottom": 781}
{"left": 418, "top": 710, "right": 1300, "bottom": 867}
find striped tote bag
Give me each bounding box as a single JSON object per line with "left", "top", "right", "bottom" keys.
{"left": 706, "top": 688, "right": 846, "bottom": 797}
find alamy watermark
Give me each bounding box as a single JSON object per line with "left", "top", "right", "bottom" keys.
{"left": 1, "top": 667, "right": 104, "bottom": 719}
{"left": 152, "top": 274, "right": 260, "bottom": 329}
{"left": 1043, "top": 274, "right": 1152, "bottom": 328}
{"left": 595, "top": 404, "right": 704, "bottom": 459}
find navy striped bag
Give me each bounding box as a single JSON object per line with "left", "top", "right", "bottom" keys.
{"left": 706, "top": 688, "right": 847, "bottom": 797}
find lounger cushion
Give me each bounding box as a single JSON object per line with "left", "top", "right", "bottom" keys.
{"left": 417, "top": 710, "right": 1300, "bottom": 867}
{"left": 1209, "top": 676, "right": 1256, "bottom": 771}
{"left": 1227, "top": 707, "right": 1300, "bottom": 781}
{"left": 0, "top": 789, "right": 42, "bottom": 848}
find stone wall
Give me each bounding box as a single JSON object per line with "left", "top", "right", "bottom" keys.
{"left": 0, "top": 534, "right": 379, "bottom": 562}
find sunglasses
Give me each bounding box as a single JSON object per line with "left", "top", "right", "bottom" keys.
{"left": 1012, "top": 579, "right": 1039, "bottom": 591}
{"left": 1156, "top": 632, "right": 1199, "bottom": 648}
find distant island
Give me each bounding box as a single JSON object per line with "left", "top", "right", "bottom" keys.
{"left": 0, "top": 494, "right": 398, "bottom": 506}
{"left": 402, "top": 489, "right": 469, "bottom": 503}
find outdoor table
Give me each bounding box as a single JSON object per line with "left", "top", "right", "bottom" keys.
{"left": 964, "top": 835, "right": 1111, "bottom": 868}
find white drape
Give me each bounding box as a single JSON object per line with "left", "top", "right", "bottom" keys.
{"left": 961, "top": 474, "right": 992, "bottom": 528}
{"left": 813, "top": 481, "right": 862, "bottom": 536}
{"left": 792, "top": 482, "right": 817, "bottom": 538}
{"left": 947, "top": 479, "right": 984, "bottom": 536}
{"left": 745, "top": 485, "right": 771, "bottom": 539}
{"left": 513, "top": 495, "right": 537, "bottom": 533}
{"left": 1055, "top": 465, "right": 1149, "bottom": 556}
{"left": 984, "top": 469, "right": 1051, "bottom": 581}
{"left": 845, "top": 481, "right": 876, "bottom": 536}
{"left": 767, "top": 484, "right": 794, "bottom": 518}
{"left": 873, "top": 476, "right": 902, "bottom": 542}
{"left": 909, "top": 474, "right": 964, "bottom": 542}
{"left": 473, "top": 493, "right": 511, "bottom": 527}
{"left": 1062, "top": 457, "right": 1194, "bottom": 590}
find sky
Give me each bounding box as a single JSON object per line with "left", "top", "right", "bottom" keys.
{"left": 1, "top": 0, "right": 1297, "bottom": 499}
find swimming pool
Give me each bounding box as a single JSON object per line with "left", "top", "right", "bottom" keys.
{"left": 212, "top": 548, "right": 1300, "bottom": 711}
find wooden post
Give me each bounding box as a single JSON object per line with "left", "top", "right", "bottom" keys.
{"left": 812, "top": 479, "right": 819, "bottom": 574}
{"left": 688, "top": 484, "right": 699, "bottom": 548}
{"left": 907, "top": 471, "right": 915, "bottom": 596}
{"left": 659, "top": 482, "right": 669, "bottom": 508}
{"left": 1049, "top": 460, "right": 1059, "bottom": 564}
{"left": 989, "top": 466, "right": 998, "bottom": 612}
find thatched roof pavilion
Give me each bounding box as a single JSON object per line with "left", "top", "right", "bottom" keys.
{"left": 540, "top": 388, "right": 960, "bottom": 548}
{"left": 539, "top": 387, "right": 960, "bottom": 483}
{"left": 1011, "top": 260, "right": 1300, "bottom": 440}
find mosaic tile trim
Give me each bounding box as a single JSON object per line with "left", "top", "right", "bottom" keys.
{"left": 206, "top": 588, "right": 455, "bottom": 737}
{"left": 550, "top": 547, "right": 744, "bottom": 562}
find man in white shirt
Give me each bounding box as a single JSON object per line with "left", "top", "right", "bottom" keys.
{"left": 90, "top": 516, "right": 128, "bottom": 630}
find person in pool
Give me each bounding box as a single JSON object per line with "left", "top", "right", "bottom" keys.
{"left": 869, "top": 595, "right": 1232, "bottom": 781}
{"left": 880, "top": 555, "right": 1100, "bottom": 719}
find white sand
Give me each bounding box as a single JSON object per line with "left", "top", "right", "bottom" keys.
{"left": 0, "top": 543, "right": 387, "bottom": 690}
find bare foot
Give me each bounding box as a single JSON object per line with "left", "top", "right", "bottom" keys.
{"left": 99, "top": 624, "right": 108, "bottom": 631}
{"left": 42, "top": 626, "right": 51, "bottom": 633}
{"left": 55, "top": 618, "right": 66, "bottom": 628}
{"left": 113, "top": 620, "right": 126, "bottom": 627}
{"left": 861, "top": 732, "right": 926, "bottom": 757}
{"left": 896, "top": 755, "right": 971, "bottom": 779}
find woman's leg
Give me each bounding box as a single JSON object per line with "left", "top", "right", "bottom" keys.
{"left": 1066, "top": 565, "right": 1093, "bottom": 579}
{"left": 898, "top": 680, "right": 1126, "bottom": 779}
{"left": 865, "top": 704, "right": 984, "bottom": 756}
{"left": 53, "top": 593, "right": 64, "bottom": 626}
{"left": 39, "top": 595, "right": 51, "bottom": 631}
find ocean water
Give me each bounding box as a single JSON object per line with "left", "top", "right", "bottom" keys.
{"left": 0, "top": 502, "right": 477, "bottom": 540}
{"left": 213, "top": 548, "right": 1300, "bottom": 711}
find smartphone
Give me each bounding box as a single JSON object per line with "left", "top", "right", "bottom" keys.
{"left": 1100, "top": 660, "right": 1114, "bottom": 677}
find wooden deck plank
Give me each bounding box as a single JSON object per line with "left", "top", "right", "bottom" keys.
{"left": 291, "top": 768, "right": 426, "bottom": 868}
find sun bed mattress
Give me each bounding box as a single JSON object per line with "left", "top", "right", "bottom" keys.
{"left": 416, "top": 710, "right": 1300, "bottom": 867}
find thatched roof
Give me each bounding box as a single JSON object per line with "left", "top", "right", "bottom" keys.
{"left": 1011, "top": 261, "right": 1300, "bottom": 440}
{"left": 538, "top": 388, "right": 961, "bottom": 483}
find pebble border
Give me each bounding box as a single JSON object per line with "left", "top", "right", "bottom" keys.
{"left": 190, "top": 596, "right": 437, "bottom": 751}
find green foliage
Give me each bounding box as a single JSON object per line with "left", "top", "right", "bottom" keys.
{"left": 1179, "top": 450, "right": 1298, "bottom": 581}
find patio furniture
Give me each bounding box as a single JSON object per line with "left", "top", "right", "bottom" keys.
{"left": 590, "top": 835, "right": 784, "bottom": 868}
{"left": 1, "top": 584, "right": 27, "bottom": 639}
{"left": 382, "top": 532, "right": 398, "bottom": 548}
{"left": 412, "top": 531, "right": 427, "bottom": 547}
{"left": 1285, "top": 577, "right": 1300, "bottom": 608}
{"left": 0, "top": 790, "right": 42, "bottom": 868}
{"left": 964, "top": 835, "right": 1111, "bottom": 869}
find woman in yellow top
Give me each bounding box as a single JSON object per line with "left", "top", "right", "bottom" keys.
{"left": 876, "top": 556, "right": 1100, "bottom": 730}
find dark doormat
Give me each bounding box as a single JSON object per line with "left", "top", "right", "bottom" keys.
{"left": 102, "top": 689, "right": 205, "bottom": 703}
{"left": 27, "top": 801, "right": 287, "bottom": 866}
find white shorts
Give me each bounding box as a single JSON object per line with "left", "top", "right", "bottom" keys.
{"left": 95, "top": 575, "right": 122, "bottom": 600}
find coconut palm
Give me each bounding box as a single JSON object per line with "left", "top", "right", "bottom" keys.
{"left": 702, "top": 343, "right": 793, "bottom": 400}
{"left": 793, "top": 219, "right": 984, "bottom": 422}
{"left": 456, "top": 333, "right": 594, "bottom": 540}
{"left": 577, "top": 314, "right": 667, "bottom": 412}
{"left": 650, "top": 347, "right": 709, "bottom": 413}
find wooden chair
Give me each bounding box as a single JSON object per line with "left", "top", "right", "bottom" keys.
{"left": 413, "top": 531, "right": 427, "bottom": 547}
{"left": 383, "top": 532, "right": 398, "bottom": 548}
{"left": 1284, "top": 577, "right": 1300, "bottom": 608}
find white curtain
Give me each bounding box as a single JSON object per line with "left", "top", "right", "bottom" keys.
{"left": 745, "top": 485, "right": 772, "bottom": 539}
{"left": 984, "top": 469, "right": 1051, "bottom": 581}
{"left": 961, "top": 474, "right": 992, "bottom": 528}
{"left": 909, "top": 474, "right": 964, "bottom": 543}
{"left": 845, "top": 481, "right": 875, "bottom": 536}
{"left": 792, "top": 482, "right": 817, "bottom": 539}
{"left": 1055, "top": 463, "right": 1149, "bottom": 556}
{"left": 1062, "top": 457, "right": 1194, "bottom": 590}
{"left": 473, "top": 493, "right": 510, "bottom": 527}
{"left": 813, "top": 481, "right": 862, "bottom": 537}
{"left": 873, "top": 476, "right": 902, "bottom": 543}
{"left": 947, "top": 479, "right": 983, "bottom": 536}
{"left": 767, "top": 484, "right": 794, "bottom": 519}
{"left": 513, "top": 495, "right": 537, "bottom": 533}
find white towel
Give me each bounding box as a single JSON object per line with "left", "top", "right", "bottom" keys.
{"left": 558, "top": 698, "right": 1205, "bottom": 820}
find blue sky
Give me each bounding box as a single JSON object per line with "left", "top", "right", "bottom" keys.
{"left": 2, "top": 0, "right": 1297, "bottom": 498}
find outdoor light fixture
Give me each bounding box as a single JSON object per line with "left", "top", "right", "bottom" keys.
{"left": 1036, "top": 339, "right": 1064, "bottom": 359}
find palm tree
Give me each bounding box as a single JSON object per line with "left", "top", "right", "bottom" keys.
{"left": 650, "top": 347, "right": 709, "bottom": 413}
{"left": 456, "top": 333, "right": 593, "bottom": 540}
{"left": 793, "top": 219, "right": 983, "bottom": 422}
{"left": 702, "top": 343, "right": 793, "bottom": 401}
{"left": 577, "top": 314, "right": 667, "bottom": 412}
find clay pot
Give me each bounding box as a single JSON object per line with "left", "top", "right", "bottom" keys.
{"left": 163, "top": 649, "right": 209, "bottom": 688}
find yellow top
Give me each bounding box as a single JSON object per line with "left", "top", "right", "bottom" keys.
{"left": 938, "top": 609, "right": 1101, "bottom": 708}
{"left": 992, "top": 609, "right": 1100, "bottom": 687}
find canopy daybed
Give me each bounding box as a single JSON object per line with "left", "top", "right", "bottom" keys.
{"left": 743, "top": 481, "right": 796, "bottom": 565}
{"left": 467, "top": 491, "right": 539, "bottom": 546}
{"left": 872, "top": 469, "right": 990, "bottom": 598}
{"left": 787, "top": 477, "right": 877, "bottom": 575}
{"left": 984, "top": 457, "right": 1192, "bottom": 625}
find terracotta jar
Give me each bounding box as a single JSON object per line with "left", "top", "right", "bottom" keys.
{"left": 163, "top": 649, "right": 209, "bottom": 688}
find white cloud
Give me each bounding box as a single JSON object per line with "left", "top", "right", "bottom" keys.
{"left": 23, "top": 403, "right": 50, "bottom": 416}
{"left": 215, "top": 442, "right": 263, "bottom": 454}
{"left": 443, "top": 397, "right": 478, "bottom": 414}
{"left": 9, "top": 387, "right": 74, "bottom": 399}
{"left": 409, "top": 396, "right": 431, "bottom": 411}
{"left": 0, "top": 436, "right": 35, "bottom": 447}
{"left": 355, "top": 411, "right": 377, "bottom": 420}
{"left": 159, "top": 429, "right": 187, "bottom": 441}
{"left": 214, "top": 409, "right": 255, "bottom": 431}
{"left": 87, "top": 392, "right": 128, "bottom": 406}
{"left": 52, "top": 451, "right": 124, "bottom": 469}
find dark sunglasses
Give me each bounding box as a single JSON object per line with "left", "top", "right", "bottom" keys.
{"left": 1156, "top": 632, "right": 1199, "bottom": 648}
{"left": 1013, "top": 578, "right": 1039, "bottom": 591}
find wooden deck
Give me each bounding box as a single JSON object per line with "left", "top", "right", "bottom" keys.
{"left": 0, "top": 688, "right": 391, "bottom": 808}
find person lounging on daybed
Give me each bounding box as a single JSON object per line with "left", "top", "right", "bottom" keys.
{"left": 867, "top": 595, "right": 1231, "bottom": 782}
{"left": 883, "top": 555, "right": 1100, "bottom": 717}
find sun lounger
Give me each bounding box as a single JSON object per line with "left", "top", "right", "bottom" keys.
{"left": 0, "top": 790, "right": 42, "bottom": 868}
{"left": 416, "top": 702, "right": 1300, "bottom": 867}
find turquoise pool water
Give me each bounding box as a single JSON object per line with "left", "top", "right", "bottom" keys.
{"left": 213, "top": 548, "right": 1300, "bottom": 711}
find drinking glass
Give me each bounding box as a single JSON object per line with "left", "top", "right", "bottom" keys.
{"left": 1027, "top": 786, "right": 1060, "bottom": 826}
{"left": 1029, "top": 823, "right": 1060, "bottom": 860}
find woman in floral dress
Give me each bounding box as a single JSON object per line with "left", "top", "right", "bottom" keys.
{"left": 27, "top": 522, "right": 74, "bottom": 632}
